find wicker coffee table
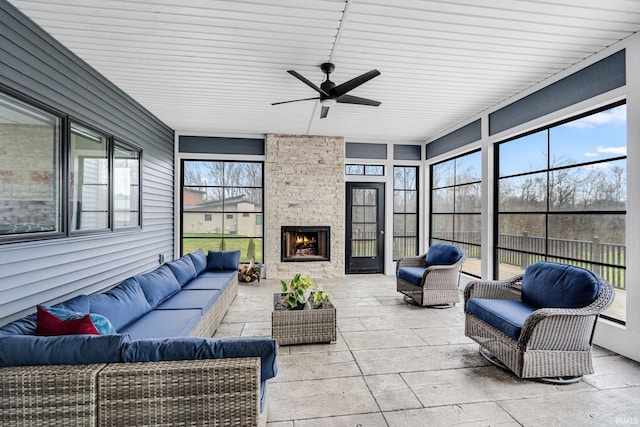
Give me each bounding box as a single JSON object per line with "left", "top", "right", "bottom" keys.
{"left": 271, "top": 293, "right": 336, "bottom": 345}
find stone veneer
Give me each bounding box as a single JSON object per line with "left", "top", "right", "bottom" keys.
{"left": 265, "top": 134, "right": 345, "bottom": 278}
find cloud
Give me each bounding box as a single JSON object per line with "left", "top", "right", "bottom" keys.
{"left": 584, "top": 152, "right": 599, "bottom": 157}
{"left": 597, "top": 146, "right": 626, "bottom": 155}
{"left": 584, "top": 162, "right": 612, "bottom": 170}
{"left": 562, "top": 105, "right": 626, "bottom": 129}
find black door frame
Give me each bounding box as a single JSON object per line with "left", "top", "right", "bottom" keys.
{"left": 345, "top": 182, "right": 385, "bottom": 274}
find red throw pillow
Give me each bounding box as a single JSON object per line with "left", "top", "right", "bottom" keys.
{"left": 36, "top": 306, "right": 100, "bottom": 336}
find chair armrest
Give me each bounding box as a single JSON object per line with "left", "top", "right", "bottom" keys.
{"left": 464, "top": 274, "right": 523, "bottom": 303}
{"left": 396, "top": 255, "right": 426, "bottom": 271}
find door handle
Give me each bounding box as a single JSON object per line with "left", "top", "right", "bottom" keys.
{"left": 380, "top": 230, "right": 385, "bottom": 235}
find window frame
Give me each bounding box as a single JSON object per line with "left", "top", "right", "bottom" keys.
{"left": 392, "top": 165, "right": 419, "bottom": 261}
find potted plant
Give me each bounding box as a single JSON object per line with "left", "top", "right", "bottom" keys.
{"left": 278, "top": 273, "right": 330, "bottom": 309}
{"left": 272, "top": 273, "right": 336, "bottom": 345}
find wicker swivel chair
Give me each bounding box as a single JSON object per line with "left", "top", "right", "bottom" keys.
{"left": 396, "top": 243, "right": 466, "bottom": 307}
{"left": 464, "top": 261, "right": 615, "bottom": 383}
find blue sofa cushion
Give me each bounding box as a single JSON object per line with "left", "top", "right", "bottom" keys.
{"left": 0, "top": 334, "right": 129, "bottom": 366}
{"left": 183, "top": 275, "right": 231, "bottom": 291}
{"left": 119, "top": 309, "right": 201, "bottom": 339}
{"left": 89, "top": 277, "right": 152, "bottom": 331}
{"left": 466, "top": 298, "right": 537, "bottom": 341}
{"left": 426, "top": 243, "right": 464, "bottom": 266}
{"left": 188, "top": 249, "right": 207, "bottom": 275}
{"left": 167, "top": 256, "right": 197, "bottom": 287}
{"left": 397, "top": 266, "right": 425, "bottom": 286}
{"left": 207, "top": 250, "right": 240, "bottom": 271}
{"left": 136, "top": 265, "right": 182, "bottom": 308}
{"left": 521, "top": 262, "right": 603, "bottom": 309}
{"left": 0, "top": 295, "right": 91, "bottom": 336}
{"left": 121, "top": 337, "right": 278, "bottom": 381}
{"left": 156, "top": 289, "right": 221, "bottom": 314}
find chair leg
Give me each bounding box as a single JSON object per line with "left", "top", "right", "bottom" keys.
{"left": 403, "top": 295, "right": 455, "bottom": 308}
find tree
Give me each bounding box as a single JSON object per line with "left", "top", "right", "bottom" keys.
{"left": 247, "top": 238, "right": 256, "bottom": 259}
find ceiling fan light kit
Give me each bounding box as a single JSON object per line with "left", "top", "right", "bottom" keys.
{"left": 272, "top": 62, "right": 381, "bottom": 118}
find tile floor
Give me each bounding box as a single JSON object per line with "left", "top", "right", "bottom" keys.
{"left": 214, "top": 275, "right": 640, "bottom": 426}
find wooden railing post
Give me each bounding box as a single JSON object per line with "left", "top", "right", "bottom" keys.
{"left": 521, "top": 231, "right": 529, "bottom": 269}
{"left": 592, "top": 236, "right": 601, "bottom": 276}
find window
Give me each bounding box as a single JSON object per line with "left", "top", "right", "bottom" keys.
{"left": 496, "top": 103, "right": 626, "bottom": 323}
{"left": 431, "top": 150, "right": 481, "bottom": 276}
{"left": 393, "top": 166, "right": 418, "bottom": 260}
{"left": 0, "top": 91, "right": 62, "bottom": 239}
{"left": 113, "top": 141, "right": 141, "bottom": 228}
{"left": 345, "top": 164, "right": 384, "bottom": 176}
{"left": 182, "top": 161, "right": 263, "bottom": 262}
{"left": 204, "top": 214, "right": 212, "bottom": 221}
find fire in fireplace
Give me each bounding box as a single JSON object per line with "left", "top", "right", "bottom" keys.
{"left": 281, "top": 226, "right": 330, "bottom": 262}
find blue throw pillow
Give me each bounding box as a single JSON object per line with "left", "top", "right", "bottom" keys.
{"left": 188, "top": 249, "right": 207, "bottom": 275}
{"left": 0, "top": 334, "right": 129, "bottom": 366}
{"left": 167, "top": 256, "right": 197, "bottom": 286}
{"left": 135, "top": 265, "right": 181, "bottom": 308}
{"left": 89, "top": 277, "right": 152, "bottom": 331}
{"left": 521, "top": 262, "right": 603, "bottom": 309}
{"left": 425, "top": 244, "right": 463, "bottom": 266}
{"left": 207, "top": 250, "right": 241, "bottom": 271}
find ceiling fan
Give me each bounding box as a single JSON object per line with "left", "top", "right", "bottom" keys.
{"left": 272, "top": 63, "right": 381, "bottom": 118}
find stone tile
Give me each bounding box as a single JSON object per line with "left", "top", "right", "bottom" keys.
{"left": 498, "top": 388, "right": 640, "bottom": 426}
{"left": 364, "top": 374, "right": 422, "bottom": 411}
{"left": 266, "top": 422, "right": 293, "bottom": 427}
{"left": 342, "top": 328, "right": 426, "bottom": 351}
{"left": 376, "top": 296, "right": 406, "bottom": 306}
{"left": 336, "top": 316, "right": 366, "bottom": 332}
{"left": 286, "top": 331, "right": 349, "bottom": 354}
{"left": 352, "top": 343, "right": 486, "bottom": 375}
{"left": 384, "top": 401, "right": 519, "bottom": 427}
{"left": 212, "top": 322, "right": 243, "bottom": 338}
{"left": 329, "top": 296, "right": 383, "bottom": 308}
{"left": 359, "top": 311, "right": 462, "bottom": 330}
{"left": 267, "top": 377, "right": 378, "bottom": 422}
{"left": 222, "top": 309, "right": 271, "bottom": 323}
{"left": 402, "top": 365, "right": 594, "bottom": 408}
{"left": 413, "top": 326, "right": 474, "bottom": 345}
{"left": 295, "top": 413, "right": 387, "bottom": 427}
{"left": 270, "top": 350, "right": 361, "bottom": 383}
{"left": 585, "top": 355, "right": 640, "bottom": 389}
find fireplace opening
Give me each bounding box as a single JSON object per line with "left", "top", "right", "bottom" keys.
{"left": 281, "top": 226, "right": 330, "bottom": 262}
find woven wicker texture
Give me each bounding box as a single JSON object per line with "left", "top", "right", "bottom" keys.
{"left": 396, "top": 251, "right": 466, "bottom": 306}
{"left": 272, "top": 293, "right": 336, "bottom": 345}
{"left": 97, "top": 358, "right": 261, "bottom": 427}
{"left": 0, "top": 363, "right": 105, "bottom": 427}
{"left": 464, "top": 272, "right": 615, "bottom": 379}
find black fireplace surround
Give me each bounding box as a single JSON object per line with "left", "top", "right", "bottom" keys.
{"left": 281, "top": 226, "right": 330, "bottom": 262}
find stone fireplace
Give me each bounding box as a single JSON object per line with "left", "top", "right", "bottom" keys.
{"left": 265, "top": 134, "right": 345, "bottom": 278}
{"left": 281, "top": 226, "right": 330, "bottom": 262}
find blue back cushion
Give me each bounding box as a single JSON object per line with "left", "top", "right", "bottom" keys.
{"left": 521, "top": 262, "right": 603, "bottom": 309}
{"left": 188, "top": 249, "right": 207, "bottom": 275}
{"left": 0, "top": 334, "right": 129, "bottom": 366}
{"left": 121, "top": 337, "right": 278, "bottom": 381}
{"left": 89, "top": 277, "right": 152, "bottom": 331}
{"left": 135, "top": 265, "right": 182, "bottom": 308}
{"left": 207, "top": 250, "right": 241, "bottom": 271}
{"left": 167, "top": 256, "right": 197, "bottom": 287}
{"left": 425, "top": 244, "right": 463, "bottom": 266}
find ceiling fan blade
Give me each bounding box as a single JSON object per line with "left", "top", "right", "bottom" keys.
{"left": 288, "top": 70, "right": 330, "bottom": 96}
{"left": 271, "top": 97, "right": 320, "bottom": 106}
{"left": 320, "top": 106, "right": 330, "bottom": 119}
{"left": 337, "top": 94, "right": 381, "bottom": 107}
{"left": 331, "top": 69, "right": 380, "bottom": 97}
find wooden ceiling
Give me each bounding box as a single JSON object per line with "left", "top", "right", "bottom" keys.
{"left": 9, "top": 0, "right": 640, "bottom": 142}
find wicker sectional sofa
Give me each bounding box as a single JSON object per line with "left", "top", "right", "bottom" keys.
{"left": 0, "top": 249, "right": 278, "bottom": 427}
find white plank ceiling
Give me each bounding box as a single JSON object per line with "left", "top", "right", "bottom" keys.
{"left": 8, "top": 0, "right": 640, "bottom": 142}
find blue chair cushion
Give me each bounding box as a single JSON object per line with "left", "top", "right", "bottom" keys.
{"left": 425, "top": 243, "right": 463, "bottom": 266}
{"left": 397, "top": 266, "right": 425, "bottom": 286}
{"left": 183, "top": 275, "right": 231, "bottom": 291}
{"left": 521, "top": 262, "right": 603, "bottom": 309}
{"left": 156, "top": 289, "right": 221, "bottom": 314}
{"left": 207, "top": 250, "right": 240, "bottom": 271}
{"left": 135, "top": 265, "right": 181, "bottom": 308}
{"left": 187, "top": 249, "right": 207, "bottom": 275}
{"left": 89, "top": 277, "right": 152, "bottom": 331}
{"left": 0, "top": 334, "right": 129, "bottom": 366}
{"left": 119, "top": 309, "right": 201, "bottom": 339}
{"left": 197, "top": 270, "right": 238, "bottom": 280}
{"left": 121, "top": 336, "right": 279, "bottom": 382}
{"left": 166, "top": 256, "right": 197, "bottom": 287}
{"left": 466, "top": 298, "right": 537, "bottom": 341}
